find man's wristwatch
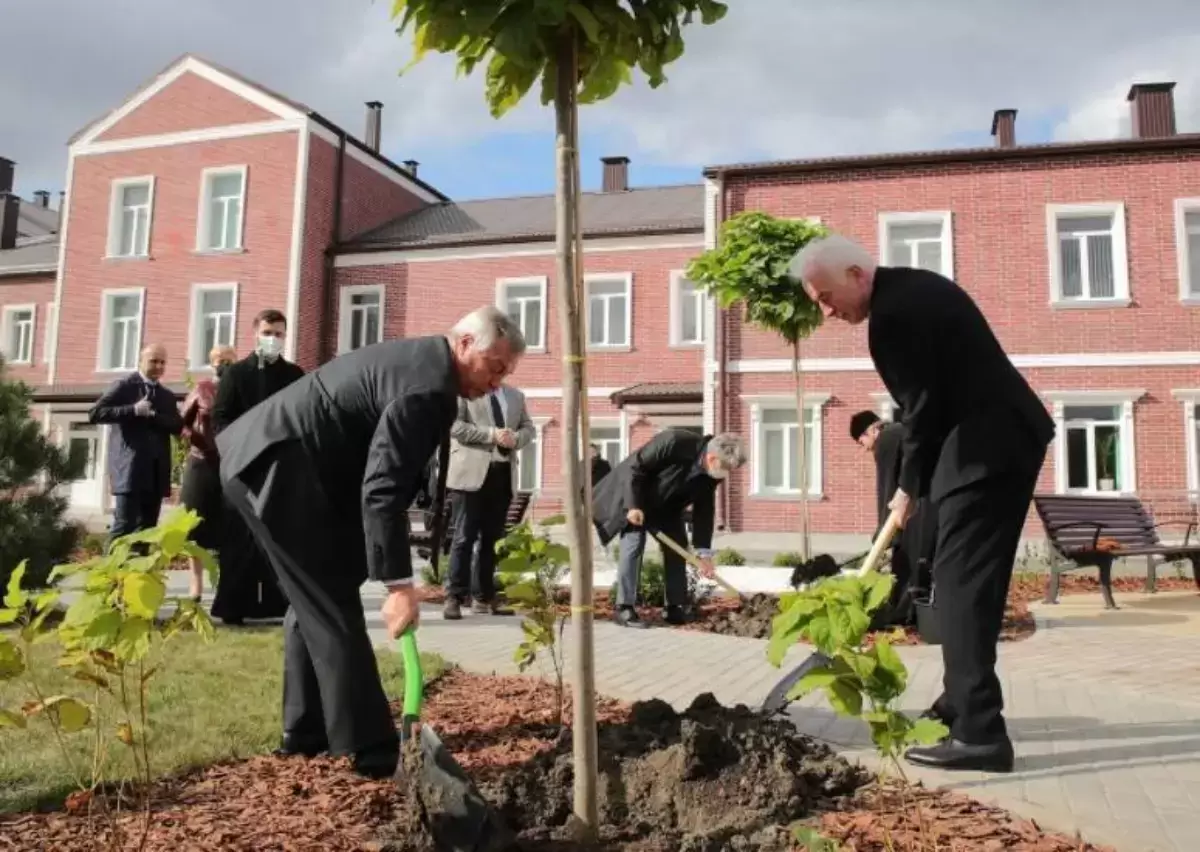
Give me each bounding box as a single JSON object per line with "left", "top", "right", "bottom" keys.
{"left": 696, "top": 548, "right": 714, "bottom": 559}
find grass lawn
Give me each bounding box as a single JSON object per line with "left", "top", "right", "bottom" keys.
{"left": 0, "top": 625, "right": 444, "bottom": 815}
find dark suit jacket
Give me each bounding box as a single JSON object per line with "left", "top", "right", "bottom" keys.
{"left": 592, "top": 429, "right": 718, "bottom": 548}
{"left": 212, "top": 353, "right": 305, "bottom": 435}
{"left": 215, "top": 336, "right": 460, "bottom": 585}
{"left": 873, "top": 422, "right": 904, "bottom": 527}
{"left": 88, "top": 373, "right": 183, "bottom": 496}
{"left": 867, "top": 266, "right": 1055, "bottom": 502}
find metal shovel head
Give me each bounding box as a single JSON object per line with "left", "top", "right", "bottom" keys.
{"left": 396, "top": 630, "right": 514, "bottom": 852}
{"left": 759, "top": 651, "right": 832, "bottom": 717}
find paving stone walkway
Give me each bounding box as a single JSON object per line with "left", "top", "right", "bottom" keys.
{"left": 172, "top": 574, "right": 1200, "bottom": 852}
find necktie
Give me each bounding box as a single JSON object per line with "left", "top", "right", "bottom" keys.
{"left": 489, "top": 392, "right": 511, "bottom": 458}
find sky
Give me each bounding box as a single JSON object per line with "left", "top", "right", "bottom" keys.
{"left": 3, "top": 1, "right": 1200, "bottom": 202}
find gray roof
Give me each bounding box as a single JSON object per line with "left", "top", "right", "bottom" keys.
{"left": 0, "top": 237, "right": 58, "bottom": 277}
{"left": 341, "top": 184, "right": 704, "bottom": 250}
{"left": 17, "top": 199, "right": 59, "bottom": 243}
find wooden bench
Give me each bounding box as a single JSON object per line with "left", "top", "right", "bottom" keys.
{"left": 409, "top": 490, "right": 534, "bottom": 561}
{"left": 1032, "top": 493, "right": 1200, "bottom": 609}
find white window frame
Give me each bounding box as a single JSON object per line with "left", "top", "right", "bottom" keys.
{"left": 743, "top": 393, "right": 830, "bottom": 499}
{"left": 1045, "top": 202, "right": 1130, "bottom": 307}
{"left": 1172, "top": 389, "right": 1200, "bottom": 503}
{"left": 588, "top": 418, "right": 627, "bottom": 468}
{"left": 1, "top": 303, "right": 37, "bottom": 365}
{"left": 870, "top": 392, "right": 897, "bottom": 422}
{"left": 42, "top": 302, "right": 56, "bottom": 365}
{"left": 196, "top": 165, "right": 248, "bottom": 252}
{"left": 495, "top": 276, "right": 548, "bottom": 352}
{"left": 516, "top": 417, "right": 551, "bottom": 493}
{"left": 337, "top": 284, "right": 385, "bottom": 354}
{"left": 96, "top": 288, "right": 146, "bottom": 373}
{"left": 187, "top": 283, "right": 240, "bottom": 370}
{"left": 1174, "top": 198, "right": 1200, "bottom": 304}
{"left": 106, "top": 176, "right": 156, "bottom": 259}
{"left": 668, "top": 270, "right": 707, "bottom": 348}
{"left": 584, "top": 272, "right": 633, "bottom": 350}
{"left": 1043, "top": 389, "right": 1143, "bottom": 496}
{"left": 877, "top": 211, "right": 954, "bottom": 279}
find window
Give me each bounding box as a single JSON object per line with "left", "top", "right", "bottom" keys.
{"left": 746, "top": 395, "right": 829, "bottom": 497}
{"left": 1046, "top": 203, "right": 1129, "bottom": 305}
{"left": 878, "top": 212, "right": 953, "bottom": 278}
{"left": 98, "top": 289, "right": 144, "bottom": 372}
{"left": 189, "top": 284, "right": 238, "bottom": 368}
{"left": 585, "top": 274, "right": 631, "bottom": 348}
{"left": 669, "top": 271, "right": 706, "bottom": 346}
{"left": 1046, "top": 390, "right": 1140, "bottom": 496}
{"left": 1175, "top": 199, "right": 1200, "bottom": 301}
{"left": 337, "top": 285, "right": 384, "bottom": 353}
{"left": 1173, "top": 390, "right": 1200, "bottom": 501}
{"left": 197, "top": 166, "right": 247, "bottom": 251}
{"left": 2, "top": 305, "right": 36, "bottom": 364}
{"left": 590, "top": 425, "right": 623, "bottom": 468}
{"left": 516, "top": 423, "right": 548, "bottom": 492}
{"left": 497, "top": 277, "right": 547, "bottom": 350}
{"left": 107, "top": 177, "right": 154, "bottom": 258}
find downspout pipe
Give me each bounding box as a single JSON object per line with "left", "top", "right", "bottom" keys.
{"left": 715, "top": 178, "right": 731, "bottom": 531}
{"left": 319, "top": 130, "right": 348, "bottom": 364}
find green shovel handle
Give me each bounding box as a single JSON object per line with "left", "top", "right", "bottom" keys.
{"left": 399, "top": 628, "right": 424, "bottom": 722}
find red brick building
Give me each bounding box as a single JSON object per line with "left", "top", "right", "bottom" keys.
{"left": 2, "top": 55, "right": 1198, "bottom": 550}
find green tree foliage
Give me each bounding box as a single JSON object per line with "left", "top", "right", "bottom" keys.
{"left": 0, "top": 357, "right": 84, "bottom": 590}
{"left": 391, "top": 0, "right": 729, "bottom": 117}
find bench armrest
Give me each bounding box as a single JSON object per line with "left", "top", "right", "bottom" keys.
{"left": 1046, "top": 520, "right": 1104, "bottom": 551}
{"left": 1151, "top": 519, "right": 1198, "bottom": 546}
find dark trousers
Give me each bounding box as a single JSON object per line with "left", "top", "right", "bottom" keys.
{"left": 933, "top": 457, "right": 1043, "bottom": 745}
{"left": 108, "top": 491, "right": 164, "bottom": 551}
{"left": 615, "top": 514, "right": 689, "bottom": 608}
{"left": 876, "top": 496, "right": 937, "bottom": 628}
{"left": 224, "top": 443, "right": 396, "bottom": 757}
{"left": 446, "top": 462, "right": 512, "bottom": 602}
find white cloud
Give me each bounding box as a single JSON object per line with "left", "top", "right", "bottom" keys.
{"left": 1, "top": 0, "right": 1198, "bottom": 196}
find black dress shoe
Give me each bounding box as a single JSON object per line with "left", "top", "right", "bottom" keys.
{"left": 663, "top": 605, "right": 687, "bottom": 626}
{"left": 273, "top": 734, "right": 328, "bottom": 758}
{"left": 615, "top": 606, "right": 648, "bottom": 629}
{"left": 905, "top": 737, "right": 1014, "bottom": 773}
{"left": 352, "top": 743, "right": 400, "bottom": 779}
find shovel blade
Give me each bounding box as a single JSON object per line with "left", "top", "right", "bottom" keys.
{"left": 760, "top": 651, "right": 832, "bottom": 717}
{"left": 401, "top": 722, "right": 514, "bottom": 852}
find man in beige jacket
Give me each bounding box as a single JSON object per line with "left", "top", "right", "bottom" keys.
{"left": 443, "top": 382, "right": 535, "bottom": 619}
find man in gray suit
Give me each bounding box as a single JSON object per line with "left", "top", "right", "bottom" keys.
{"left": 442, "top": 383, "right": 535, "bottom": 620}
{"left": 216, "top": 306, "right": 525, "bottom": 779}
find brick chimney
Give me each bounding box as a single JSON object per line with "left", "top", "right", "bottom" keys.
{"left": 364, "top": 101, "right": 383, "bottom": 152}
{"left": 1127, "top": 82, "right": 1176, "bottom": 138}
{"left": 403, "top": 159, "right": 419, "bottom": 177}
{"left": 33, "top": 190, "right": 50, "bottom": 208}
{"left": 0, "top": 193, "right": 19, "bottom": 251}
{"left": 991, "top": 109, "right": 1017, "bottom": 148}
{"left": 601, "top": 156, "right": 630, "bottom": 192}
{"left": 0, "top": 157, "right": 13, "bottom": 195}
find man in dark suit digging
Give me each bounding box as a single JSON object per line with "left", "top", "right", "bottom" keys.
{"left": 789, "top": 235, "right": 1053, "bottom": 773}
{"left": 216, "top": 305, "right": 526, "bottom": 779}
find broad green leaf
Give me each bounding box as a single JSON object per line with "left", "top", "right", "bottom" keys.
{"left": 863, "top": 572, "right": 895, "bottom": 614}
{"left": 766, "top": 622, "right": 803, "bottom": 668}
{"left": 0, "top": 608, "right": 18, "bottom": 625}
{"left": 33, "top": 590, "right": 60, "bottom": 612}
{"left": 0, "top": 638, "right": 24, "bottom": 679}
{"left": 825, "top": 678, "right": 863, "bottom": 717}
{"left": 544, "top": 543, "right": 570, "bottom": 564}
{"left": 43, "top": 695, "right": 92, "bottom": 733}
{"left": 788, "top": 668, "right": 839, "bottom": 699}
{"left": 0, "top": 707, "right": 27, "bottom": 728}
{"left": 115, "top": 618, "right": 152, "bottom": 662}
{"left": 122, "top": 573, "right": 166, "bottom": 619}
{"left": 82, "top": 611, "right": 123, "bottom": 649}
{"left": 567, "top": 2, "right": 601, "bottom": 43}
{"left": 47, "top": 562, "right": 85, "bottom": 584}
{"left": 906, "top": 716, "right": 950, "bottom": 746}
{"left": 4, "top": 561, "right": 28, "bottom": 608}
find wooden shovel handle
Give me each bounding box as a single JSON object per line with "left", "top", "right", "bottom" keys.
{"left": 650, "top": 530, "right": 744, "bottom": 599}
{"left": 853, "top": 508, "right": 904, "bottom": 577}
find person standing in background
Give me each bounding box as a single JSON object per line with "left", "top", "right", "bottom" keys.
{"left": 210, "top": 309, "right": 304, "bottom": 625}
{"left": 179, "top": 345, "right": 237, "bottom": 601}
{"left": 88, "top": 344, "right": 183, "bottom": 552}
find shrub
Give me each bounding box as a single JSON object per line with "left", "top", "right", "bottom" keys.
{"left": 714, "top": 547, "right": 746, "bottom": 566}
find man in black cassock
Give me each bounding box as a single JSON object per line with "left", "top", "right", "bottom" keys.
{"left": 210, "top": 308, "right": 305, "bottom": 625}
{"left": 848, "top": 410, "right": 937, "bottom": 628}
{"left": 216, "top": 305, "right": 526, "bottom": 778}
{"left": 791, "top": 235, "right": 1053, "bottom": 774}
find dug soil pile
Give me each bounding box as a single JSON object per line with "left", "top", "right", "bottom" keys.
{"left": 692, "top": 593, "right": 780, "bottom": 639}
{"left": 384, "top": 692, "right": 866, "bottom": 851}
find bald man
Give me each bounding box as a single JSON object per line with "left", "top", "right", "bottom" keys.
{"left": 89, "top": 344, "right": 184, "bottom": 550}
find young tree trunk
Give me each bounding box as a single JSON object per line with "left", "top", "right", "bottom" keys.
{"left": 553, "top": 28, "right": 600, "bottom": 840}
{"left": 792, "top": 339, "right": 811, "bottom": 561}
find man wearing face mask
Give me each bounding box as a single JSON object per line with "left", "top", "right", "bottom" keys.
{"left": 211, "top": 308, "right": 305, "bottom": 625}
{"left": 591, "top": 430, "right": 746, "bottom": 628}
{"left": 216, "top": 305, "right": 526, "bottom": 779}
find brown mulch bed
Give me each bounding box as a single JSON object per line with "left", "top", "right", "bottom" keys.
{"left": 0, "top": 670, "right": 1115, "bottom": 851}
